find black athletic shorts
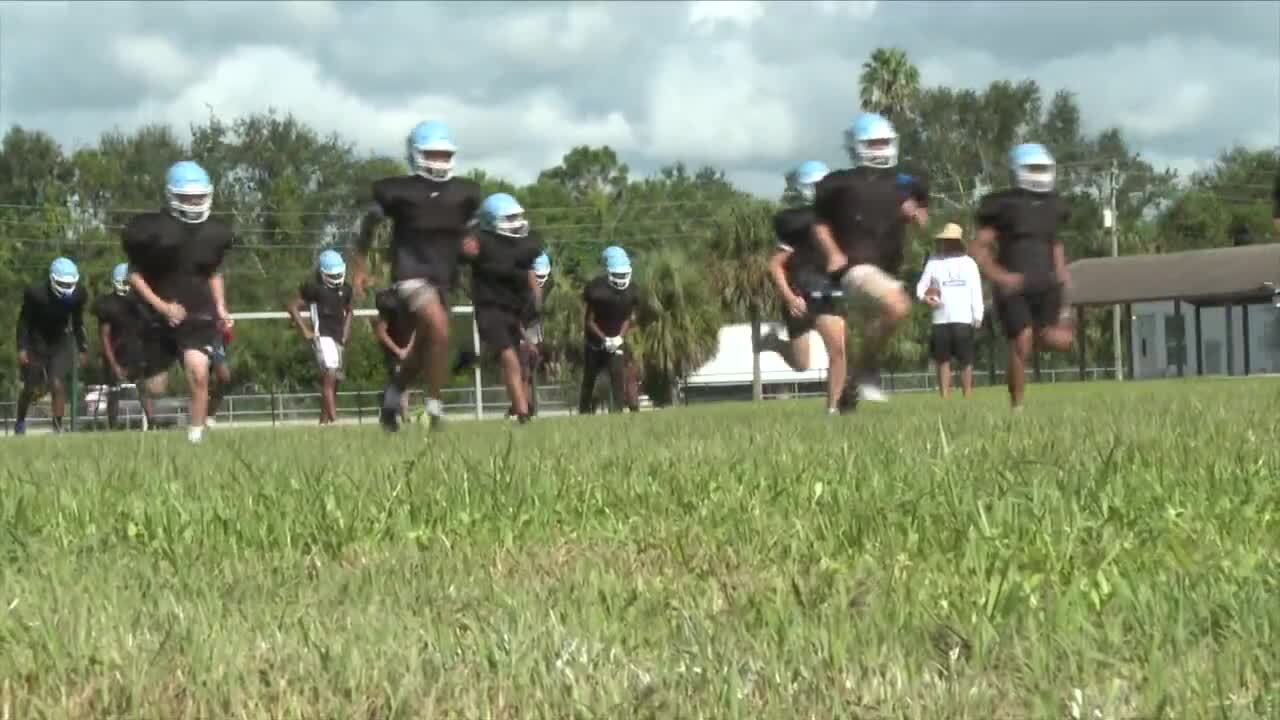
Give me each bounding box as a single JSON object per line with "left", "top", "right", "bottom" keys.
{"left": 138, "top": 314, "right": 221, "bottom": 371}
{"left": 22, "top": 338, "right": 75, "bottom": 386}
{"left": 784, "top": 272, "right": 844, "bottom": 338}
{"left": 784, "top": 295, "right": 843, "bottom": 338}
{"left": 475, "top": 305, "right": 523, "bottom": 354}
{"left": 995, "top": 284, "right": 1064, "bottom": 339}
{"left": 930, "top": 322, "right": 976, "bottom": 365}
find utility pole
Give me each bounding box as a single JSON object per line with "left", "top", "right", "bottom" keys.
{"left": 1108, "top": 159, "right": 1123, "bottom": 381}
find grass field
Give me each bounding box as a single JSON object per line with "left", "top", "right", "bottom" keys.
{"left": 2, "top": 379, "right": 1278, "bottom": 719}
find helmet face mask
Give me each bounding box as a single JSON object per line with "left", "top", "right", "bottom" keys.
{"left": 317, "top": 250, "right": 347, "bottom": 289}
{"left": 165, "top": 161, "right": 214, "bottom": 224}
{"left": 494, "top": 212, "right": 529, "bottom": 238}
{"left": 1009, "top": 143, "right": 1056, "bottom": 193}
{"left": 49, "top": 256, "right": 79, "bottom": 301}
{"left": 844, "top": 114, "right": 899, "bottom": 169}
{"left": 112, "top": 264, "right": 131, "bottom": 295}
{"left": 407, "top": 121, "right": 457, "bottom": 182}
{"left": 608, "top": 269, "right": 631, "bottom": 291}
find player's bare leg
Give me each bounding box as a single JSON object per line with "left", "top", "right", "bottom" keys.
{"left": 141, "top": 373, "right": 167, "bottom": 431}
{"left": 383, "top": 292, "right": 450, "bottom": 432}
{"left": 812, "top": 315, "right": 847, "bottom": 414}
{"left": 182, "top": 350, "right": 211, "bottom": 443}
{"left": 208, "top": 363, "right": 230, "bottom": 424}
{"left": 937, "top": 360, "right": 952, "bottom": 399}
{"left": 15, "top": 380, "right": 42, "bottom": 435}
{"left": 498, "top": 347, "right": 530, "bottom": 420}
{"left": 320, "top": 371, "right": 338, "bottom": 425}
{"left": 848, "top": 285, "right": 909, "bottom": 406}
{"left": 1007, "top": 326, "right": 1035, "bottom": 411}
{"left": 959, "top": 362, "right": 975, "bottom": 398}
{"left": 47, "top": 379, "right": 67, "bottom": 433}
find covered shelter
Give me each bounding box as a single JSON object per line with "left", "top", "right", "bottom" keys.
{"left": 1064, "top": 243, "right": 1280, "bottom": 379}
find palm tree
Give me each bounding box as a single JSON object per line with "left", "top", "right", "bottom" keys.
{"left": 631, "top": 248, "right": 725, "bottom": 406}
{"left": 706, "top": 199, "right": 780, "bottom": 400}
{"left": 858, "top": 47, "right": 922, "bottom": 125}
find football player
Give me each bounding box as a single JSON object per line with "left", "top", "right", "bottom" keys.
{"left": 287, "top": 250, "right": 354, "bottom": 425}
{"left": 206, "top": 323, "right": 232, "bottom": 427}
{"left": 459, "top": 193, "right": 543, "bottom": 423}
{"left": 521, "top": 251, "right": 553, "bottom": 417}
{"left": 578, "top": 246, "right": 640, "bottom": 415}
{"left": 93, "top": 262, "right": 156, "bottom": 430}
{"left": 121, "top": 160, "right": 233, "bottom": 444}
{"left": 350, "top": 120, "right": 482, "bottom": 433}
{"left": 373, "top": 287, "right": 417, "bottom": 422}
{"left": 14, "top": 257, "right": 88, "bottom": 435}
{"left": 810, "top": 112, "right": 929, "bottom": 412}
{"left": 970, "top": 143, "right": 1075, "bottom": 411}
{"left": 760, "top": 160, "right": 850, "bottom": 415}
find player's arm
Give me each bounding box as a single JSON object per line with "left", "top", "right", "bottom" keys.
{"left": 584, "top": 305, "right": 607, "bottom": 341}
{"left": 341, "top": 298, "right": 354, "bottom": 345}
{"left": 128, "top": 271, "right": 169, "bottom": 315}
{"left": 15, "top": 294, "right": 31, "bottom": 364}
{"left": 285, "top": 286, "right": 312, "bottom": 340}
{"left": 209, "top": 272, "right": 229, "bottom": 325}
{"left": 766, "top": 247, "right": 798, "bottom": 301}
{"left": 99, "top": 320, "right": 124, "bottom": 378}
{"left": 72, "top": 296, "right": 88, "bottom": 359}
{"left": 1052, "top": 240, "right": 1071, "bottom": 289}
{"left": 351, "top": 195, "right": 388, "bottom": 294}
{"left": 811, "top": 221, "right": 848, "bottom": 274}
{"left": 914, "top": 259, "right": 936, "bottom": 301}
{"left": 372, "top": 317, "right": 403, "bottom": 357}
{"left": 968, "top": 227, "right": 1009, "bottom": 285}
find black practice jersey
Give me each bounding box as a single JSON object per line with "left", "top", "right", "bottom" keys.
{"left": 121, "top": 210, "right": 232, "bottom": 315}
{"left": 773, "top": 205, "right": 826, "bottom": 284}
{"left": 17, "top": 281, "right": 88, "bottom": 352}
{"left": 370, "top": 175, "right": 482, "bottom": 288}
{"left": 298, "top": 276, "right": 353, "bottom": 339}
{"left": 814, "top": 167, "right": 910, "bottom": 274}
{"left": 975, "top": 188, "right": 1070, "bottom": 289}
{"left": 582, "top": 275, "right": 638, "bottom": 339}
{"left": 93, "top": 292, "right": 149, "bottom": 357}
{"left": 466, "top": 231, "right": 543, "bottom": 312}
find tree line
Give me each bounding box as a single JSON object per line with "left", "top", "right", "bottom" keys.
{"left": 0, "top": 48, "right": 1275, "bottom": 404}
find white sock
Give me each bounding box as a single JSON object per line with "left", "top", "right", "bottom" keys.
{"left": 188, "top": 425, "right": 205, "bottom": 443}
{"left": 425, "top": 398, "right": 443, "bottom": 417}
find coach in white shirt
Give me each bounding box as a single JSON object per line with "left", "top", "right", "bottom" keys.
{"left": 917, "top": 223, "right": 984, "bottom": 399}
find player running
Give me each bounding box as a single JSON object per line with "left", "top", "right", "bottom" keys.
{"left": 969, "top": 142, "right": 1075, "bottom": 411}
{"left": 287, "top": 250, "right": 354, "bottom": 426}
{"left": 459, "top": 193, "right": 543, "bottom": 423}
{"left": 121, "top": 160, "right": 233, "bottom": 445}
{"left": 350, "top": 120, "right": 482, "bottom": 433}
{"left": 13, "top": 257, "right": 88, "bottom": 435}
{"left": 578, "top": 246, "right": 640, "bottom": 415}
{"left": 759, "top": 159, "right": 850, "bottom": 415}
{"left": 93, "top": 262, "right": 156, "bottom": 430}
{"left": 373, "top": 287, "right": 417, "bottom": 422}
{"left": 811, "top": 112, "right": 929, "bottom": 412}
{"left": 520, "top": 251, "right": 553, "bottom": 417}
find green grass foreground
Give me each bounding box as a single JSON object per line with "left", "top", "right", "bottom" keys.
{"left": 2, "top": 380, "right": 1278, "bottom": 719}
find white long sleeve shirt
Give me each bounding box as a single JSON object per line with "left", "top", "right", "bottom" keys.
{"left": 916, "top": 254, "right": 985, "bottom": 326}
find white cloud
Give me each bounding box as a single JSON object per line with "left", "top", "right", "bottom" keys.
{"left": 118, "top": 45, "right": 637, "bottom": 186}
{"left": 646, "top": 40, "right": 796, "bottom": 165}
{"left": 109, "top": 35, "right": 193, "bottom": 93}
{"left": 687, "top": 0, "right": 765, "bottom": 34}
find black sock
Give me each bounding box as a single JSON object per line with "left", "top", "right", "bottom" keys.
{"left": 51, "top": 416, "right": 63, "bottom": 431}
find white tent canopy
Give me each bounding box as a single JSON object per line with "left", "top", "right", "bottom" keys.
{"left": 683, "top": 323, "right": 830, "bottom": 387}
